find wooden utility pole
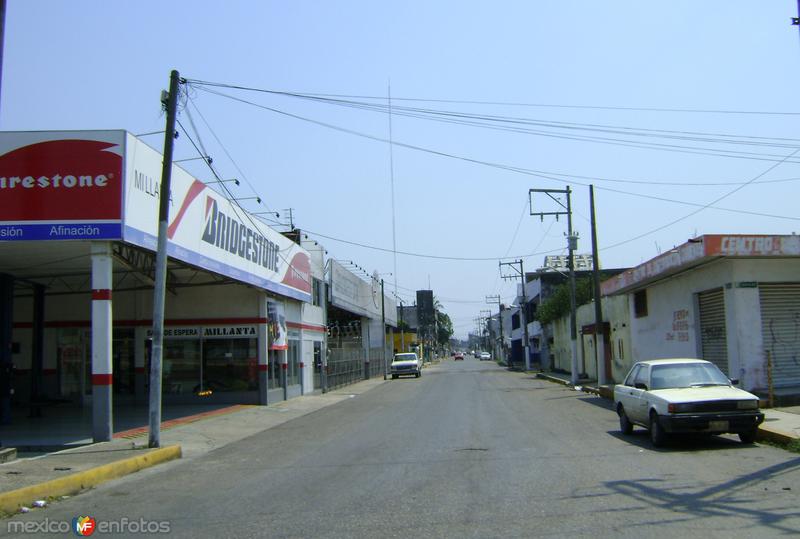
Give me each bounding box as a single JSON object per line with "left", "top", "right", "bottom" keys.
{"left": 149, "top": 70, "right": 181, "bottom": 448}
{"left": 590, "top": 185, "right": 606, "bottom": 385}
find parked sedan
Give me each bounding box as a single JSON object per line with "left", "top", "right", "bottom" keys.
{"left": 614, "top": 358, "right": 764, "bottom": 447}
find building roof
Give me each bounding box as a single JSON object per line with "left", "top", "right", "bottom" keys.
{"left": 601, "top": 234, "right": 800, "bottom": 296}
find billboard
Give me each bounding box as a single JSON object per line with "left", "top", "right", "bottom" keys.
{"left": 0, "top": 131, "right": 124, "bottom": 241}
{"left": 0, "top": 130, "right": 312, "bottom": 303}
{"left": 329, "top": 260, "right": 397, "bottom": 325}
{"left": 122, "top": 134, "right": 312, "bottom": 302}
{"left": 416, "top": 290, "right": 435, "bottom": 330}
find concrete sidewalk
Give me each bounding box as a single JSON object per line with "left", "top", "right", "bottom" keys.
{"left": 0, "top": 377, "right": 392, "bottom": 515}
{"left": 535, "top": 371, "right": 800, "bottom": 444}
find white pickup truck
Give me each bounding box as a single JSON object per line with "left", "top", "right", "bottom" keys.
{"left": 390, "top": 352, "right": 422, "bottom": 379}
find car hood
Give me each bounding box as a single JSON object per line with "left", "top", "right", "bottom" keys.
{"left": 649, "top": 386, "right": 759, "bottom": 403}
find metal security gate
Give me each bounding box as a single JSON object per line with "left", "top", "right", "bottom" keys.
{"left": 326, "top": 348, "right": 364, "bottom": 390}
{"left": 760, "top": 283, "right": 800, "bottom": 388}
{"left": 698, "top": 288, "right": 729, "bottom": 375}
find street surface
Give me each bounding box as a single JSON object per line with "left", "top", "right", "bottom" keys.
{"left": 9, "top": 360, "right": 800, "bottom": 538}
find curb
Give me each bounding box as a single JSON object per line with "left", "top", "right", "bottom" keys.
{"left": 0, "top": 445, "right": 181, "bottom": 515}
{"left": 756, "top": 425, "right": 798, "bottom": 445}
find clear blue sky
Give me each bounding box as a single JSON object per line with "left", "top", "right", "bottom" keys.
{"left": 4, "top": 1, "right": 800, "bottom": 338}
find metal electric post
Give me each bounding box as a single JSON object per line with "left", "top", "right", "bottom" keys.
{"left": 500, "top": 260, "right": 529, "bottom": 370}
{"left": 529, "top": 187, "right": 578, "bottom": 385}
{"left": 149, "top": 70, "right": 181, "bottom": 448}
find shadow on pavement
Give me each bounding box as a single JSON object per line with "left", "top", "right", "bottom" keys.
{"left": 603, "top": 455, "right": 800, "bottom": 534}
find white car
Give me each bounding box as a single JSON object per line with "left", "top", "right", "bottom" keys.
{"left": 479, "top": 351, "right": 491, "bottom": 361}
{"left": 391, "top": 352, "right": 422, "bottom": 379}
{"left": 614, "top": 358, "right": 764, "bottom": 447}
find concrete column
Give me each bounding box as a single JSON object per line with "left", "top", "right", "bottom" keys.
{"left": 281, "top": 349, "right": 288, "bottom": 401}
{"left": 91, "top": 242, "right": 113, "bottom": 442}
{"left": 134, "top": 325, "right": 147, "bottom": 403}
{"left": 257, "top": 293, "right": 268, "bottom": 405}
{"left": 0, "top": 273, "right": 14, "bottom": 426}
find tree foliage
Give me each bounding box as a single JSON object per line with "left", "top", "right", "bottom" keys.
{"left": 436, "top": 310, "right": 454, "bottom": 346}
{"left": 535, "top": 278, "right": 594, "bottom": 325}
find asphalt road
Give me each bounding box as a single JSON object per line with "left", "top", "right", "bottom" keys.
{"left": 8, "top": 360, "right": 800, "bottom": 538}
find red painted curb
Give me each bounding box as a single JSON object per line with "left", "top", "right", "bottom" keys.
{"left": 113, "top": 405, "right": 251, "bottom": 439}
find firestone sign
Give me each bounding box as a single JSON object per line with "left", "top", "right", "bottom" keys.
{"left": 0, "top": 131, "right": 124, "bottom": 240}
{"left": 0, "top": 130, "right": 312, "bottom": 303}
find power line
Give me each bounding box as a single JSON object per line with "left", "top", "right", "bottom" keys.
{"left": 183, "top": 79, "right": 800, "bottom": 116}
{"left": 191, "top": 85, "right": 800, "bottom": 222}
{"left": 602, "top": 146, "right": 800, "bottom": 252}
{"left": 188, "top": 83, "right": 800, "bottom": 165}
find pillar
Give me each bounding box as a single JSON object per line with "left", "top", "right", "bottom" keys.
{"left": 134, "top": 325, "right": 147, "bottom": 403}
{"left": 258, "top": 293, "right": 268, "bottom": 405}
{"left": 91, "top": 242, "right": 113, "bottom": 442}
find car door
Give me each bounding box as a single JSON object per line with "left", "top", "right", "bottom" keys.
{"left": 616, "top": 364, "right": 641, "bottom": 420}
{"left": 629, "top": 364, "right": 651, "bottom": 423}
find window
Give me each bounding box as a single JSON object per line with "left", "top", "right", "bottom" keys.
{"left": 312, "top": 278, "right": 324, "bottom": 307}
{"left": 634, "top": 365, "right": 649, "bottom": 388}
{"left": 512, "top": 313, "right": 520, "bottom": 330}
{"left": 624, "top": 365, "right": 640, "bottom": 387}
{"left": 202, "top": 338, "right": 257, "bottom": 392}
{"left": 634, "top": 290, "right": 648, "bottom": 318}
{"left": 288, "top": 340, "right": 301, "bottom": 386}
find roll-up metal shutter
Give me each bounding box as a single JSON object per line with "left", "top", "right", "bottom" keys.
{"left": 760, "top": 283, "right": 800, "bottom": 388}
{"left": 698, "top": 288, "right": 728, "bottom": 375}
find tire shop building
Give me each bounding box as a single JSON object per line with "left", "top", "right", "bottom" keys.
{"left": 600, "top": 234, "right": 800, "bottom": 401}
{"left": 0, "top": 130, "right": 324, "bottom": 441}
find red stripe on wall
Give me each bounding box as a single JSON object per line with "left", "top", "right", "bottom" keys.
{"left": 92, "top": 374, "right": 113, "bottom": 386}
{"left": 258, "top": 364, "right": 268, "bottom": 372}
{"left": 299, "top": 362, "right": 305, "bottom": 368}
{"left": 134, "top": 367, "right": 146, "bottom": 374}
{"left": 13, "top": 317, "right": 270, "bottom": 329}
{"left": 281, "top": 364, "right": 288, "bottom": 370}
{"left": 92, "top": 289, "right": 112, "bottom": 300}
{"left": 286, "top": 322, "right": 326, "bottom": 333}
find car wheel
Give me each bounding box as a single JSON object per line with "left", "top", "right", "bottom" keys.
{"left": 415, "top": 372, "right": 421, "bottom": 378}
{"left": 649, "top": 412, "right": 667, "bottom": 447}
{"left": 617, "top": 404, "right": 633, "bottom": 435}
{"left": 392, "top": 374, "right": 397, "bottom": 380}
{"left": 739, "top": 428, "right": 758, "bottom": 444}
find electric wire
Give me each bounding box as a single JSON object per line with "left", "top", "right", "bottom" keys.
{"left": 190, "top": 85, "right": 800, "bottom": 222}
{"left": 183, "top": 79, "right": 800, "bottom": 116}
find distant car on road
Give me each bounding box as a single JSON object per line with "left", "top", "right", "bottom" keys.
{"left": 454, "top": 352, "right": 464, "bottom": 361}
{"left": 614, "top": 358, "right": 764, "bottom": 447}
{"left": 474, "top": 350, "right": 481, "bottom": 358}
{"left": 479, "top": 351, "right": 491, "bottom": 361}
{"left": 391, "top": 352, "right": 422, "bottom": 379}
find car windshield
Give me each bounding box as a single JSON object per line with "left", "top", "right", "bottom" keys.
{"left": 649, "top": 363, "right": 731, "bottom": 390}
{"left": 393, "top": 354, "right": 417, "bottom": 361}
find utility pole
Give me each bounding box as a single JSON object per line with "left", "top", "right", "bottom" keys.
{"left": 500, "top": 260, "right": 530, "bottom": 370}
{"left": 530, "top": 187, "right": 579, "bottom": 385}
{"left": 486, "top": 295, "right": 503, "bottom": 363}
{"left": 381, "top": 278, "right": 387, "bottom": 380}
{"left": 480, "top": 309, "right": 492, "bottom": 352}
{"left": 149, "top": 70, "right": 181, "bottom": 448}
{"left": 396, "top": 295, "right": 405, "bottom": 352}
{"left": 590, "top": 185, "right": 606, "bottom": 385}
